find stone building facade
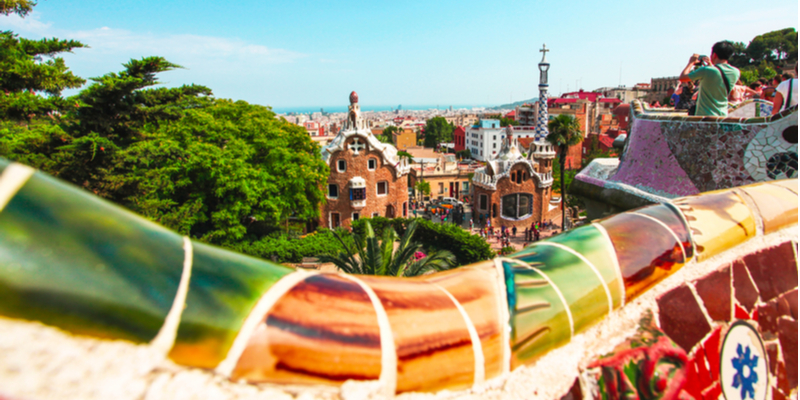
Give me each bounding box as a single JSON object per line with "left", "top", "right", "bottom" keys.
{"left": 471, "top": 126, "right": 559, "bottom": 229}
{"left": 320, "top": 92, "right": 411, "bottom": 229}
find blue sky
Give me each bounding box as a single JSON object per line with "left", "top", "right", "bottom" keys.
{"left": 3, "top": 0, "right": 797, "bottom": 109}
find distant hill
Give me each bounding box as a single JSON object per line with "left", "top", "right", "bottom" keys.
{"left": 486, "top": 97, "right": 538, "bottom": 111}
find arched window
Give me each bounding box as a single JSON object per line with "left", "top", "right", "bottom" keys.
{"left": 502, "top": 193, "right": 533, "bottom": 220}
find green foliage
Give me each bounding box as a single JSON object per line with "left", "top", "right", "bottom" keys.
{"left": 0, "top": 30, "right": 86, "bottom": 120}
{"left": 729, "top": 28, "right": 797, "bottom": 71}
{"left": 320, "top": 219, "right": 457, "bottom": 277}
{"left": 547, "top": 114, "right": 584, "bottom": 228}
{"left": 107, "top": 99, "right": 329, "bottom": 244}
{"left": 352, "top": 217, "right": 495, "bottom": 266}
{"left": 415, "top": 180, "right": 431, "bottom": 197}
{"left": 423, "top": 116, "right": 455, "bottom": 148}
{"left": 381, "top": 125, "right": 399, "bottom": 143}
{"left": 228, "top": 228, "right": 350, "bottom": 264}
{"left": 0, "top": 0, "right": 36, "bottom": 16}
{"left": 499, "top": 246, "right": 516, "bottom": 256}
{"left": 747, "top": 28, "right": 797, "bottom": 65}
{"left": 739, "top": 68, "right": 759, "bottom": 86}
{"left": 1, "top": 58, "right": 329, "bottom": 249}
{"left": 456, "top": 149, "right": 472, "bottom": 159}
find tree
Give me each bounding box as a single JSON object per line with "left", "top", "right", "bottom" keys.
{"left": 319, "top": 219, "right": 456, "bottom": 277}
{"left": 1, "top": 0, "right": 36, "bottom": 17}
{"left": 546, "top": 114, "right": 583, "bottom": 230}
{"left": 456, "top": 149, "right": 472, "bottom": 160}
{"left": 53, "top": 57, "right": 212, "bottom": 197}
{"left": 381, "top": 125, "right": 399, "bottom": 143}
{"left": 423, "top": 116, "right": 454, "bottom": 148}
{"left": 746, "top": 28, "right": 797, "bottom": 66}
{"left": 106, "top": 99, "right": 329, "bottom": 244}
{"left": 415, "top": 180, "right": 431, "bottom": 201}
{"left": 0, "top": 13, "right": 86, "bottom": 120}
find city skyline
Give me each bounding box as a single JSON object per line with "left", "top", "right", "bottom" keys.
{"left": 2, "top": 0, "right": 797, "bottom": 108}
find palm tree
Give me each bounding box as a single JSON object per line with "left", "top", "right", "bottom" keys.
{"left": 546, "top": 114, "right": 584, "bottom": 230}
{"left": 319, "top": 219, "right": 457, "bottom": 277}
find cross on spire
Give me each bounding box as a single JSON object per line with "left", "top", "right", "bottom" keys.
{"left": 539, "top": 43, "right": 549, "bottom": 63}
{"left": 349, "top": 138, "right": 365, "bottom": 155}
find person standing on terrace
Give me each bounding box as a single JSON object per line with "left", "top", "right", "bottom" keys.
{"left": 772, "top": 66, "right": 798, "bottom": 114}
{"left": 678, "top": 41, "right": 740, "bottom": 117}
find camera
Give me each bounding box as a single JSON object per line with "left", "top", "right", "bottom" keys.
{"left": 694, "top": 55, "right": 708, "bottom": 67}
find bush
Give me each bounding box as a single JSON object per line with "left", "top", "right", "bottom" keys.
{"left": 352, "top": 217, "right": 494, "bottom": 265}
{"left": 230, "top": 228, "right": 351, "bottom": 263}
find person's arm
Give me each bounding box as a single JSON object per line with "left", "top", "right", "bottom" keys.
{"left": 678, "top": 54, "right": 700, "bottom": 81}
{"left": 772, "top": 92, "right": 784, "bottom": 114}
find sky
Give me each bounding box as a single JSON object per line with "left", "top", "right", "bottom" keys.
{"left": 3, "top": 0, "right": 798, "bottom": 110}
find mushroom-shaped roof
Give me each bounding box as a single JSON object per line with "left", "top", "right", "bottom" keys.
{"left": 350, "top": 91, "right": 359, "bottom": 104}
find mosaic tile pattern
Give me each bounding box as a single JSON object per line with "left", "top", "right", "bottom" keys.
{"left": 574, "top": 101, "right": 798, "bottom": 209}
{"left": 0, "top": 158, "right": 796, "bottom": 395}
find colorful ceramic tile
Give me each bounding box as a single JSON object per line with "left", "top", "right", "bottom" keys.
{"left": 169, "top": 242, "right": 293, "bottom": 369}
{"left": 738, "top": 184, "right": 798, "bottom": 234}
{"left": 422, "top": 265, "right": 505, "bottom": 379}
{"left": 358, "top": 275, "right": 475, "bottom": 393}
{"left": 541, "top": 224, "right": 625, "bottom": 308}
{"left": 508, "top": 243, "right": 612, "bottom": 366}
{"left": 673, "top": 190, "right": 756, "bottom": 262}
{"left": 232, "top": 273, "right": 381, "bottom": 385}
{"left": 0, "top": 168, "right": 185, "bottom": 343}
{"left": 504, "top": 259, "right": 571, "bottom": 368}
{"left": 633, "top": 203, "right": 694, "bottom": 260}
{"left": 598, "top": 213, "right": 686, "bottom": 300}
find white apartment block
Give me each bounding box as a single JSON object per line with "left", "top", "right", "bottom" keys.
{"left": 466, "top": 120, "right": 541, "bottom": 162}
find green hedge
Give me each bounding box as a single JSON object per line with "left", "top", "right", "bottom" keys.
{"left": 352, "top": 217, "right": 495, "bottom": 266}
{"left": 229, "top": 228, "right": 351, "bottom": 264}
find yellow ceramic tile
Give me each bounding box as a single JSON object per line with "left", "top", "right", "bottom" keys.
{"left": 739, "top": 183, "right": 799, "bottom": 234}
{"left": 672, "top": 189, "right": 756, "bottom": 262}
{"left": 770, "top": 178, "right": 798, "bottom": 194}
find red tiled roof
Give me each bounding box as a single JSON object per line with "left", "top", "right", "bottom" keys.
{"left": 599, "top": 98, "right": 622, "bottom": 103}
{"left": 505, "top": 110, "right": 516, "bottom": 118}
{"left": 598, "top": 135, "right": 615, "bottom": 148}
{"left": 518, "top": 137, "right": 535, "bottom": 149}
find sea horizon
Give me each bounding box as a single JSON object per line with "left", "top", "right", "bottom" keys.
{"left": 271, "top": 104, "right": 498, "bottom": 114}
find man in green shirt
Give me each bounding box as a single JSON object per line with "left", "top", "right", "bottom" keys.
{"left": 678, "top": 41, "right": 740, "bottom": 117}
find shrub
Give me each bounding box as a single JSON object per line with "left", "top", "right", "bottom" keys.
{"left": 352, "top": 217, "right": 494, "bottom": 265}
{"left": 230, "top": 228, "right": 351, "bottom": 263}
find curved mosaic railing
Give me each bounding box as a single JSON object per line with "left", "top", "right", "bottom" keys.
{"left": 573, "top": 100, "right": 797, "bottom": 212}
{"left": 0, "top": 158, "right": 797, "bottom": 395}
{"left": 728, "top": 99, "right": 773, "bottom": 118}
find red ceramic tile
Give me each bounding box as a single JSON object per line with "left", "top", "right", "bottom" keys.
{"left": 702, "top": 327, "right": 722, "bottom": 380}
{"left": 784, "top": 289, "right": 797, "bottom": 320}
{"left": 777, "top": 317, "right": 797, "bottom": 389}
{"left": 776, "top": 360, "right": 792, "bottom": 396}
{"left": 682, "top": 360, "right": 703, "bottom": 398}
{"left": 694, "top": 266, "right": 731, "bottom": 321}
{"left": 733, "top": 260, "right": 760, "bottom": 312}
{"left": 657, "top": 284, "right": 711, "bottom": 352}
{"left": 773, "top": 387, "right": 787, "bottom": 400}
{"left": 757, "top": 295, "right": 792, "bottom": 336}
{"left": 765, "top": 341, "right": 779, "bottom": 375}
{"left": 742, "top": 242, "right": 798, "bottom": 302}
{"left": 734, "top": 303, "right": 751, "bottom": 320}
{"left": 701, "top": 382, "right": 721, "bottom": 400}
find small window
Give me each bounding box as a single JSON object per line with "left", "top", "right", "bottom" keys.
{"left": 377, "top": 181, "right": 388, "bottom": 196}
{"left": 479, "top": 194, "right": 488, "bottom": 211}
{"left": 337, "top": 160, "right": 346, "bottom": 172}
{"left": 372, "top": 212, "right": 379, "bottom": 218}
{"left": 328, "top": 184, "right": 338, "bottom": 198}
{"left": 350, "top": 188, "right": 366, "bottom": 201}
{"left": 368, "top": 158, "right": 377, "bottom": 170}
{"left": 352, "top": 212, "right": 360, "bottom": 221}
